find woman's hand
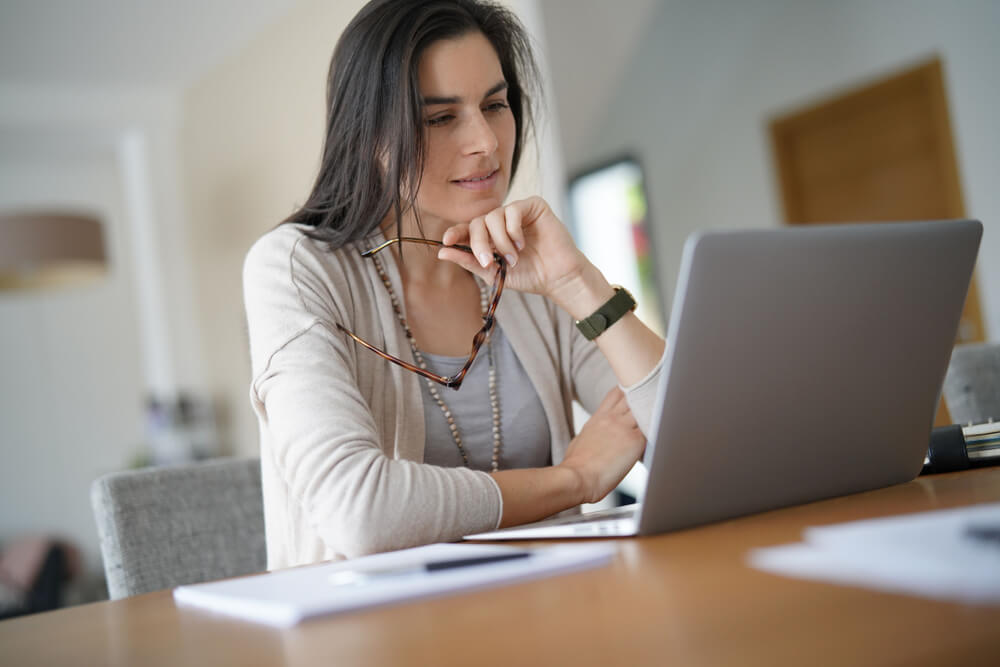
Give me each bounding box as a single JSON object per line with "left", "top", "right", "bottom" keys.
{"left": 558, "top": 387, "right": 646, "bottom": 505}
{"left": 438, "top": 196, "right": 594, "bottom": 304}
{"left": 441, "top": 196, "right": 666, "bottom": 390}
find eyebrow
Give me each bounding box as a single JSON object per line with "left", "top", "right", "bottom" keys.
{"left": 422, "top": 80, "right": 508, "bottom": 106}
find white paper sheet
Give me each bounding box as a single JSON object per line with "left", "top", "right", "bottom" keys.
{"left": 173, "top": 542, "right": 616, "bottom": 626}
{"left": 748, "top": 502, "right": 1000, "bottom": 604}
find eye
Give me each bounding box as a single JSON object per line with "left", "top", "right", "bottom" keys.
{"left": 484, "top": 101, "right": 509, "bottom": 113}
{"left": 425, "top": 114, "right": 454, "bottom": 127}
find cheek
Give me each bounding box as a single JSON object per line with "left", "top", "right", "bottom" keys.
{"left": 499, "top": 117, "right": 517, "bottom": 165}
{"left": 421, "top": 135, "right": 451, "bottom": 184}
{"left": 415, "top": 146, "right": 453, "bottom": 213}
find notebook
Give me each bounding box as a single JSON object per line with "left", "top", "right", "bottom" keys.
{"left": 465, "top": 220, "right": 982, "bottom": 540}
{"left": 173, "top": 542, "right": 616, "bottom": 626}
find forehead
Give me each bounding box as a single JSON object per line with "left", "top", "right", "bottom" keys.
{"left": 417, "top": 31, "right": 505, "bottom": 96}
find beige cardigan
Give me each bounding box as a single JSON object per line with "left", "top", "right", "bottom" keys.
{"left": 243, "top": 224, "right": 663, "bottom": 568}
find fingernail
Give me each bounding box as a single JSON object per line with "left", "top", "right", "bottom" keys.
{"left": 505, "top": 254, "right": 517, "bottom": 267}
{"left": 478, "top": 253, "right": 492, "bottom": 268}
{"left": 515, "top": 239, "right": 525, "bottom": 250}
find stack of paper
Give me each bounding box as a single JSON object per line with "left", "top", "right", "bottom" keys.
{"left": 174, "top": 542, "right": 616, "bottom": 626}
{"left": 748, "top": 502, "right": 1000, "bottom": 604}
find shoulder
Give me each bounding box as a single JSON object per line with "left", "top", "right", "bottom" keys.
{"left": 243, "top": 224, "right": 375, "bottom": 332}
{"left": 243, "top": 224, "right": 373, "bottom": 295}
{"left": 245, "top": 224, "right": 330, "bottom": 280}
{"left": 243, "top": 226, "right": 378, "bottom": 370}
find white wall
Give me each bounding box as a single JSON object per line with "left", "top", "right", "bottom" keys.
{"left": 181, "top": 0, "right": 367, "bottom": 457}
{"left": 565, "top": 0, "right": 1000, "bottom": 337}
{"left": 0, "top": 154, "right": 145, "bottom": 569}
{"left": 0, "top": 85, "right": 211, "bottom": 574}
{"left": 0, "top": 87, "right": 207, "bottom": 395}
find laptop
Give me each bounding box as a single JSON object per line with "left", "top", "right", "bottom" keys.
{"left": 465, "top": 219, "right": 982, "bottom": 540}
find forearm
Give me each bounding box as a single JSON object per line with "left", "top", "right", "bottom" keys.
{"left": 490, "top": 466, "right": 585, "bottom": 528}
{"left": 550, "top": 261, "right": 665, "bottom": 387}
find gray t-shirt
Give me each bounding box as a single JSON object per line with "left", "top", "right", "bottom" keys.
{"left": 419, "top": 325, "right": 551, "bottom": 472}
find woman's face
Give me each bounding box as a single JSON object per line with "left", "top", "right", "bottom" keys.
{"left": 413, "top": 31, "right": 516, "bottom": 228}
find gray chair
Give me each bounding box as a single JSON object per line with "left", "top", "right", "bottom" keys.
{"left": 91, "top": 457, "right": 266, "bottom": 599}
{"left": 942, "top": 342, "right": 1000, "bottom": 425}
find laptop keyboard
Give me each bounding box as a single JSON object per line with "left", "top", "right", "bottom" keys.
{"left": 534, "top": 503, "right": 638, "bottom": 527}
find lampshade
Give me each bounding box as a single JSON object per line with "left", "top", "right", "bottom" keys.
{"left": 0, "top": 212, "right": 107, "bottom": 290}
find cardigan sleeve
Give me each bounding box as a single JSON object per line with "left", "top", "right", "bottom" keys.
{"left": 243, "top": 231, "right": 502, "bottom": 559}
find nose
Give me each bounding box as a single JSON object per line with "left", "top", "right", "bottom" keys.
{"left": 462, "top": 111, "right": 498, "bottom": 156}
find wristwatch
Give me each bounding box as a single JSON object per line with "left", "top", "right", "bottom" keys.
{"left": 575, "top": 286, "right": 637, "bottom": 340}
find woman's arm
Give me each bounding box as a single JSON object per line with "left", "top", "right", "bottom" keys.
{"left": 244, "top": 232, "right": 504, "bottom": 558}
{"left": 549, "top": 266, "right": 665, "bottom": 387}
{"left": 439, "top": 196, "right": 663, "bottom": 524}
{"left": 439, "top": 196, "right": 665, "bottom": 387}
{"left": 491, "top": 387, "right": 645, "bottom": 527}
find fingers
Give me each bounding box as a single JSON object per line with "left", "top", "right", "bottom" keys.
{"left": 440, "top": 224, "right": 468, "bottom": 247}
{"left": 468, "top": 215, "right": 494, "bottom": 269}
{"left": 437, "top": 245, "right": 493, "bottom": 282}
{"left": 439, "top": 223, "right": 493, "bottom": 280}
{"left": 505, "top": 204, "right": 526, "bottom": 251}
{"left": 594, "top": 387, "right": 640, "bottom": 429}
{"left": 484, "top": 208, "right": 520, "bottom": 267}
{"left": 596, "top": 386, "right": 628, "bottom": 413}
{"left": 449, "top": 201, "right": 532, "bottom": 270}
{"left": 595, "top": 386, "right": 621, "bottom": 410}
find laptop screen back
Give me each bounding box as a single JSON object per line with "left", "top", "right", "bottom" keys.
{"left": 638, "top": 220, "right": 982, "bottom": 535}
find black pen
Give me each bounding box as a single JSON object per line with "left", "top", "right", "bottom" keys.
{"left": 329, "top": 551, "right": 532, "bottom": 586}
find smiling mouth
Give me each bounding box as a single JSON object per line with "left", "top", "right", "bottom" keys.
{"left": 453, "top": 169, "right": 498, "bottom": 184}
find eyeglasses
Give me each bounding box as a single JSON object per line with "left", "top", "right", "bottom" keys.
{"left": 336, "top": 237, "right": 507, "bottom": 390}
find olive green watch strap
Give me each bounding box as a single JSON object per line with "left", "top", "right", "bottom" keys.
{"left": 575, "top": 286, "right": 637, "bottom": 341}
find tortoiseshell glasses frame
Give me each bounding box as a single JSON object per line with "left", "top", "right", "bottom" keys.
{"left": 336, "top": 237, "right": 507, "bottom": 390}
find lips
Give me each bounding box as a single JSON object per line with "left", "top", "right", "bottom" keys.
{"left": 452, "top": 168, "right": 498, "bottom": 184}
{"left": 452, "top": 168, "right": 500, "bottom": 191}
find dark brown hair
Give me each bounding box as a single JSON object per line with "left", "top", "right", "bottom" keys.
{"left": 284, "top": 0, "right": 540, "bottom": 247}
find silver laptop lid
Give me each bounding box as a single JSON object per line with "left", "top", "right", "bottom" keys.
{"left": 638, "top": 220, "right": 982, "bottom": 535}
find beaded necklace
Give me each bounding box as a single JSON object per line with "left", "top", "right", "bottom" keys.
{"left": 372, "top": 253, "right": 502, "bottom": 472}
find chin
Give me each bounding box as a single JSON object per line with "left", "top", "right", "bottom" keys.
{"left": 426, "top": 199, "right": 503, "bottom": 228}
{"left": 465, "top": 196, "right": 506, "bottom": 219}
{"left": 417, "top": 182, "right": 509, "bottom": 228}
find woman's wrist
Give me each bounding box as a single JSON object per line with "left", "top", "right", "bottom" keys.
{"left": 490, "top": 464, "right": 588, "bottom": 528}
{"left": 548, "top": 260, "right": 616, "bottom": 321}
{"left": 555, "top": 460, "right": 589, "bottom": 506}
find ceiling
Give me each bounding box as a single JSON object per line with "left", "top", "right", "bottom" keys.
{"left": 0, "top": 0, "right": 300, "bottom": 88}
{"left": 0, "top": 0, "right": 654, "bottom": 168}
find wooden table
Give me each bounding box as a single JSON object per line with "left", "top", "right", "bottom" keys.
{"left": 3, "top": 468, "right": 999, "bottom": 666}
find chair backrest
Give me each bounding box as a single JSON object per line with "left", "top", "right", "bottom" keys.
{"left": 91, "top": 457, "right": 266, "bottom": 599}
{"left": 942, "top": 342, "right": 1000, "bottom": 425}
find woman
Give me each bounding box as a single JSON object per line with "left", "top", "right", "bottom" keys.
{"left": 243, "top": 0, "right": 666, "bottom": 568}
